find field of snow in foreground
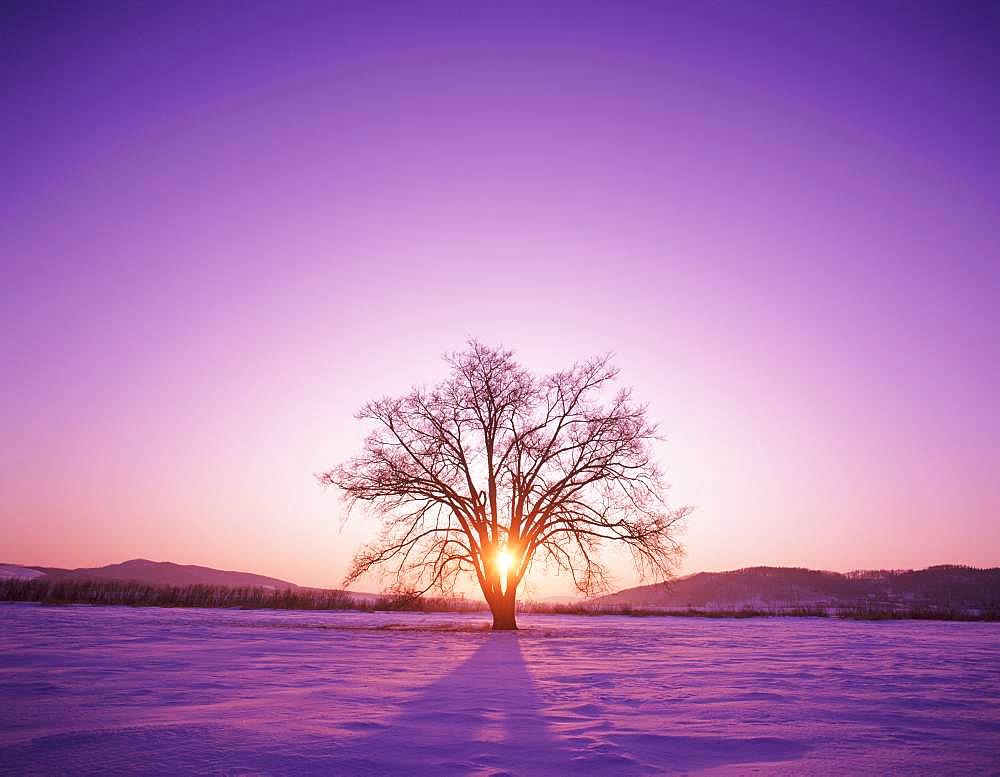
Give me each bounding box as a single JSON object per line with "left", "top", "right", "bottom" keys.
{"left": 1, "top": 604, "right": 998, "bottom": 775}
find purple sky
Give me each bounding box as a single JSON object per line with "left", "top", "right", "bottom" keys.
{"left": 3, "top": 2, "right": 998, "bottom": 594}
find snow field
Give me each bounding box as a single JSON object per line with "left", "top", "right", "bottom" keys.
{"left": 1, "top": 604, "right": 998, "bottom": 775}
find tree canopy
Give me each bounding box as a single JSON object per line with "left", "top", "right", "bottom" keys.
{"left": 320, "top": 341, "right": 689, "bottom": 629}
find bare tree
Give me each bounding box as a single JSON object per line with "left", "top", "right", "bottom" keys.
{"left": 319, "top": 341, "right": 689, "bottom": 629}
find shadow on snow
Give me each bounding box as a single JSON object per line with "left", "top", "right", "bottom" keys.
{"left": 334, "top": 632, "right": 810, "bottom": 775}
{"left": 336, "top": 632, "right": 568, "bottom": 775}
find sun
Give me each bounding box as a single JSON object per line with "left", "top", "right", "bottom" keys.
{"left": 496, "top": 548, "right": 513, "bottom": 578}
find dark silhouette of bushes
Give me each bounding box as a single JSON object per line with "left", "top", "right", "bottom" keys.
{"left": 835, "top": 603, "right": 999, "bottom": 622}
{"left": 3, "top": 578, "right": 995, "bottom": 620}
{"left": 0, "top": 579, "right": 485, "bottom": 613}
{"left": 520, "top": 601, "right": 831, "bottom": 618}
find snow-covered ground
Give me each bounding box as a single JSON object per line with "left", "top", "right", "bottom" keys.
{"left": 1, "top": 604, "right": 997, "bottom": 775}
{"left": 0, "top": 565, "right": 45, "bottom": 581}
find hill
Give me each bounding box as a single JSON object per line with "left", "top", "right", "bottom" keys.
{"left": 596, "top": 565, "right": 1000, "bottom": 612}
{"left": 2, "top": 559, "right": 298, "bottom": 590}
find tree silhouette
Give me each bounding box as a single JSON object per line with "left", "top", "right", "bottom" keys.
{"left": 320, "top": 341, "right": 689, "bottom": 629}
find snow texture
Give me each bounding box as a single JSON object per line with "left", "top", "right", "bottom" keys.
{"left": 0, "top": 566, "right": 45, "bottom": 581}
{"left": 1, "top": 604, "right": 998, "bottom": 775}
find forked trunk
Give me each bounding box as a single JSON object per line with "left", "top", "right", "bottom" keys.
{"left": 489, "top": 591, "right": 518, "bottom": 630}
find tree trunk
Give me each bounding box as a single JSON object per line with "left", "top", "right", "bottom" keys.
{"left": 489, "top": 591, "right": 518, "bottom": 630}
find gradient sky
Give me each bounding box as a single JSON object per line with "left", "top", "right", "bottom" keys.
{"left": 3, "top": 1, "right": 998, "bottom": 596}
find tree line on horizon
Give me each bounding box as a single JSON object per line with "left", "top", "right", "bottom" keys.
{"left": 2, "top": 572, "right": 997, "bottom": 621}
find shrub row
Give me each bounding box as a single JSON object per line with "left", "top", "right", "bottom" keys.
{"left": 2, "top": 579, "right": 996, "bottom": 621}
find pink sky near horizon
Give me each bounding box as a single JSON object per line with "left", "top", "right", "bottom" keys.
{"left": 2, "top": 3, "right": 998, "bottom": 596}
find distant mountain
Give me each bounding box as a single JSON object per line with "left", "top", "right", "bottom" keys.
{"left": 7, "top": 560, "right": 998, "bottom": 612}
{"left": 6, "top": 559, "right": 299, "bottom": 590}
{"left": 596, "top": 565, "right": 1000, "bottom": 611}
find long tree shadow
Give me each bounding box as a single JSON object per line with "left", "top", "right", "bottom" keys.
{"left": 335, "top": 633, "right": 571, "bottom": 776}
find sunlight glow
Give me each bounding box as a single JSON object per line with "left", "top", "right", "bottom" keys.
{"left": 496, "top": 549, "right": 513, "bottom": 579}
